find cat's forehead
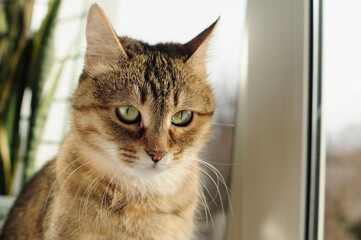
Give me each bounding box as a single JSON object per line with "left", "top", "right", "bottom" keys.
{"left": 87, "top": 57, "right": 213, "bottom": 115}
{"left": 114, "top": 56, "right": 187, "bottom": 107}
{"left": 93, "top": 53, "right": 187, "bottom": 95}
{"left": 84, "top": 40, "right": 214, "bottom": 115}
{"left": 134, "top": 53, "right": 186, "bottom": 82}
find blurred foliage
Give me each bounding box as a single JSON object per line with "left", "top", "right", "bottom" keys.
{"left": 0, "top": 0, "right": 61, "bottom": 195}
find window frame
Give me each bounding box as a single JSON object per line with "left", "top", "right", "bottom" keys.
{"left": 226, "top": 0, "right": 324, "bottom": 239}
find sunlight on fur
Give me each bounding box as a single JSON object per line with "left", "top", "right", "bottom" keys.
{"left": 0, "top": 4, "right": 231, "bottom": 240}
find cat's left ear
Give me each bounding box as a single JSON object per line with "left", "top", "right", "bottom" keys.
{"left": 184, "top": 18, "right": 219, "bottom": 77}
{"left": 85, "top": 4, "right": 128, "bottom": 69}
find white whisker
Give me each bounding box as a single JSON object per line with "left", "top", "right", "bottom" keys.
{"left": 78, "top": 167, "right": 103, "bottom": 232}
{"left": 184, "top": 170, "right": 214, "bottom": 230}
{"left": 189, "top": 162, "right": 223, "bottom": 212}
{"left": 212, "top": 122, "right": 235, "bottom": 127}
{"left": 190, "top": 157, "right": 233, "bottom": 225}
{"left": 76, "top": 164, "right": 102, "bottom": 233}
{"left": 41, "top": 157, "right": 84, "bottom": 223}
{"left": 100, "top": 175, "right": 115, "bottom": 226}
{"left": 66, "top": 164, "right": 101, "bottom": 219}
{"left": 84, "top": 172, "right": 106, "bottom": 230}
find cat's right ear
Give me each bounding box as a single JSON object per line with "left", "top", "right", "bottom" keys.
{"left": 85, "top": 4, "right": 128, "bottom": 69}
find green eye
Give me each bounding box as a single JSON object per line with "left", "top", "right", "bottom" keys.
{"left": 116, "top": 106, "right": 140, "bottom": 124}
{"left": 171, "top": 110, "right": 193, "bottom": 126}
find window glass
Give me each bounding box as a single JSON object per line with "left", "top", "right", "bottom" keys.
{"left": 323, "top": 1, "right": 361, "bottom": 239}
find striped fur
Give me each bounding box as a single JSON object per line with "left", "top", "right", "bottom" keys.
{"left": 1, "top": 4, "right": 216, "bottom": 240}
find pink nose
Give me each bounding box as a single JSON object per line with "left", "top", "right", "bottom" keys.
{"left": 146, "top": 150, "right": 167, "bottom": 163}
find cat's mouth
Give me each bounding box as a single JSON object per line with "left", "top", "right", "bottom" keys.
{"left": 117, "top": 151, "right": 175, "bottom": 178}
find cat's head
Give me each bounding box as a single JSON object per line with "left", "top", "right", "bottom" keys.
{"left": 71, "top": 4, "right": 216, "bottom": 181}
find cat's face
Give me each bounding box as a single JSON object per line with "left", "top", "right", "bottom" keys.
{"left": 71, "top": 4, "right": 215, "bottom": 179}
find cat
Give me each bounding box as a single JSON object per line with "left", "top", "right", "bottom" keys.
{"left": 0, "top": 4, "right": 217, "bottom": 240}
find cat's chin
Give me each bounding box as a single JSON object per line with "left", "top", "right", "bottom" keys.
{"left": 137, "top": 166, "right": 166, "bottom": 178}
{"left": 126, "top": 164, "right": 169, "bottom": 179}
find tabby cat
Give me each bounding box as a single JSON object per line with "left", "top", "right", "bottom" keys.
{"left": 1, "top": 4, "right": 217, "bottom": 240}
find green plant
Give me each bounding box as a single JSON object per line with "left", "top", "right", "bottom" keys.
{"left": 0, "top": 0, "right": 62, "bottom": 195}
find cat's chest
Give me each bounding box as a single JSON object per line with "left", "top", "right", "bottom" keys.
{"left": 57, "top": 173, "right": 198, "bottom": 239}
{"left": 84, "top": 197, "right": 193, "bottom": 239}
{"left": 87, "top": 207, "right": 191, "bottom": 240}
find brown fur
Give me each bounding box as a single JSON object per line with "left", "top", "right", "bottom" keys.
{"left": 1, "top": 4, "right": 216, "bottom": 240}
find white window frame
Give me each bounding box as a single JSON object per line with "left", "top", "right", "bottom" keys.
{"left": 226, "top": 0, "right": 323, "bottom": 239}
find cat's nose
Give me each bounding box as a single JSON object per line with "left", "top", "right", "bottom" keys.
{"left": 145, "top": 150, "right": 167, "bottom": 163}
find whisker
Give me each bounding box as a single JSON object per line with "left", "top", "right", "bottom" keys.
{"left": 192, "top": 158, "right": 232, "bottom": 193}
{"left": 78, "top": 167, "right": 103, "bottom": 232}
{"left": 184, "top": 150, "right": 239, "bottom": 166}
{"left": 41, "top": 157, "right": 84, "bottom": 223}
{"left": 198, "top": 172, "right": 220, "bottom": 210}
{"left": 76, "top": 165, "right": 104, "bottom": 232}
{"left": 199, "top": 183, "right": 212, "bottom": 229}
{"left": 83, "top": 171, "right": 106, "bottom": 230}
{"left": 66, "top": 164, "right": 101, "bottom": 219}
{"left": 212, "top": 122, "right": 235, "bottom": 127}
{"left": 183, "top": 170, "right": 214, "bottom": 230}
{"left": 100, "top": 175, "right": 115, "bottom": 226}
{"left": 204, "top": 161, "right": 237, "bottom": 166}
{"left": 58, "top": 159, "right": 100, "bottom": 197}
{"left": 192, "top": 157, "right": 234, "bottom": 220}
{"left": 188, "top": 161, "right": 225, "bottom": 226}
